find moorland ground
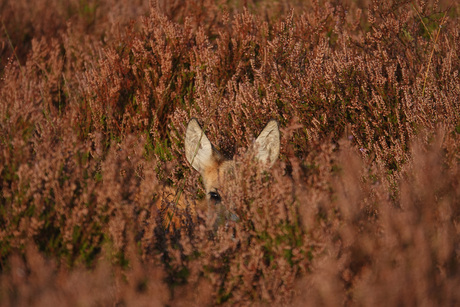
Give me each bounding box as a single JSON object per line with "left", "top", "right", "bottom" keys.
{"left": 1, "top": 0, "right": 459, "bottom": 305}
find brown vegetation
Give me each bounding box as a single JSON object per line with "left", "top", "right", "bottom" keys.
{"left": 0, "top": 0, "right": 459, "bottom": 305}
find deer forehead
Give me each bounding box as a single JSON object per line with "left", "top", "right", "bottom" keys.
{"left": 202, "top": 160, "right": 235, "bottom": 192}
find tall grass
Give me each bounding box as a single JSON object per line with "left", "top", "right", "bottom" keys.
{"left": 0, "top": 0, "right": 459, "bottom": 305}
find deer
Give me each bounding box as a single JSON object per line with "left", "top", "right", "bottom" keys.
{"left": 182, "top": 118, "right": 280, "bottom": 229}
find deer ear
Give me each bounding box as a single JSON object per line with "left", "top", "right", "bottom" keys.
{"left": 254, "top": 120, "right": 280, "bottom": 167}
{"left": 185, "top": 119, "right": 214, "bottom": 173}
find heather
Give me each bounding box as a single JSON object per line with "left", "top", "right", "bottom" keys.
{"left": 0, "top": 0, "right": 459, "bottom": 305}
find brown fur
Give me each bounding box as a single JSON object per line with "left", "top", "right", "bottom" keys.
{"left": 184, "top": 118, "right": 280, "bottom": 227}
{"left": 158, "top": 119, "right": 280, "bottom": 230}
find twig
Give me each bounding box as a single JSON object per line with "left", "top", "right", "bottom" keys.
{"left": 412, "top": 5, "right": 449, "bottom": 97}
{"left": 2, "top": 19, "right": 25, "bottom": 77}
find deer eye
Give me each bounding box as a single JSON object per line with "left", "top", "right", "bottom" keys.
{"left": 209, "top": 191, "right": 221, "bottom": 203}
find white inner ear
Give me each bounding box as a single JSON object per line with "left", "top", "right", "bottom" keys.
{"left": 185, "top": 119, "right": 214, "bottom": 173}
{"left": 254, "top": 120, "right": 280, "bottom": 167}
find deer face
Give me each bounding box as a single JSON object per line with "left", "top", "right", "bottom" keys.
{"left": 185, "top": 119, "right": 280, "bottom": 226}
